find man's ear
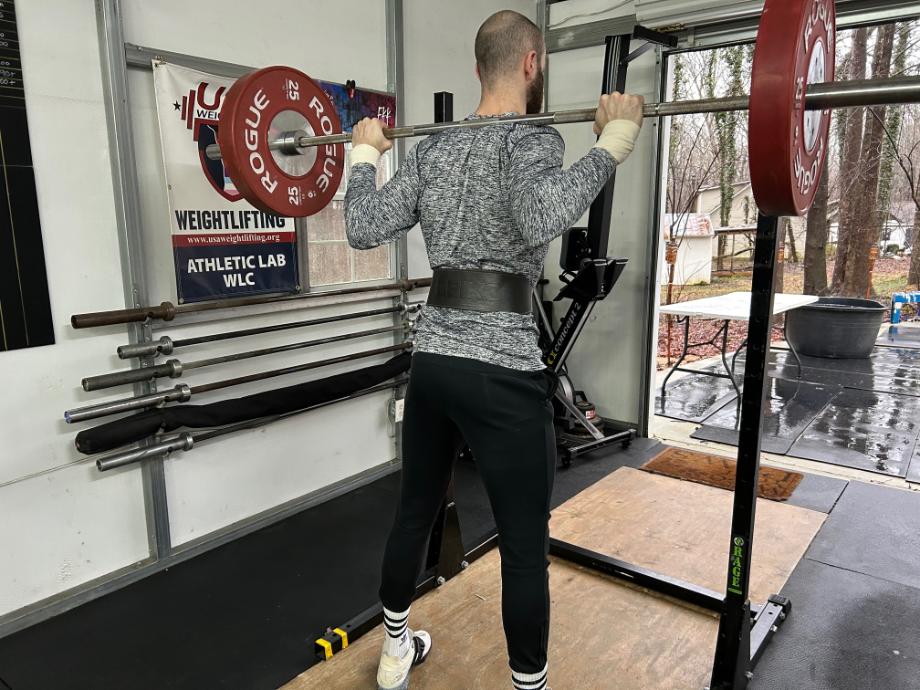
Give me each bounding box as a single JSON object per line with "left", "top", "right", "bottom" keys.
{"left": 475, "top": 62, "right": 481, "bottom": 81}
{"left": 524, "top": 50, "right": 539, "bottom": 79}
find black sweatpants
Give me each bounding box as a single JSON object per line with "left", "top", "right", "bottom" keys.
{"left": 379, "top": 352, "right": 557, "bottom": 674}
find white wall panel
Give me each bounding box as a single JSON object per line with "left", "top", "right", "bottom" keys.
{"left": 2, "top": 0, "right": 574, "bottom": 622}
{"left": 549, "top": 0, "right": 636, "bottom": 29}
{"left": 0, "top": 0, "right": 401, "bottom": 620}
{"left": 635, "top": 0, "right": 763, "bottom": 28}
{"left": 116, "top": 0, "right": 400, "bottom": 548}
{"left": 0, "top": 0, "right": 151, "bottom": 618}
{"left": 0, "top": 460, "right": 149, "bottom": 617}
{"left": 165, "top": 390, "right": 395, "bottom": 544}
{"left": 120, "top": 0, "right": 388, "bottom": 89}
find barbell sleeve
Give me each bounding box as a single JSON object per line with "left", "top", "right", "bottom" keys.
{"left": 204, "top": 75, "right": 920, "bottom": 161}
{"left": 82, "top": 360, "right": 183, "bottom": 392}
{"left": 116, "top": 306, "right": 405, "bottom": 360}
{"left": 64, "top": 385, "right": 192, "bottom": 424}
{"left": 71, "top": 302, "right": 177, "bottom": 329}
{"left": 117, "top": 337, "right": 175, "bottom": 360}
{"left": 87, "top": 325, "right": 403, "bottom": 392}
{"left": 96, "top": 433, "right": 194, "bottom": 472}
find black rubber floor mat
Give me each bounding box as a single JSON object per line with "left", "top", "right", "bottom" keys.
{"left": 877, "top": 324, "right": 920, "bottom": 350}
{"left": 751, "top": 350, "right": 920, "bottom": 397}
{"left": 779, "top": 347, "right": 920, "bottom": 378}
{"left": 736, "top": 347, "right": 920, "bottom": 377}
{"left": 759, "top": 356, "right": 920, "bottom": 400}
{"left": 775, "top": 363, "right": 920, "bottom": 397}
{"left": 804, "top": 481, "right": 920, "bottom": 590}
{"left": 750, "top": 559, "right": 920, "bottom": 690}
{"left": 655, "top": 372, "right": 739, "bottom": 423}
{"left": 784, "top": 473, "right": 847, "bottom": 514}
{"left": 692, "top": 378, "right": 840, "bottom": 455}
{"left": 691, "top": 424, "right": 790, "bottom": 454}
{"left": 788, "top": 388, "right": 920, "bottom": 477}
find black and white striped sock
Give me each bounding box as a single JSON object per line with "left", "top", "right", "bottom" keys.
{"left": 512, "top": 664, "right": 548, "bottom": 690}
{"left": 382, "top": 606, "right": 410, "bottom": 657}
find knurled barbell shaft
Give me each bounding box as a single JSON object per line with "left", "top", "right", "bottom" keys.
{"left": 205, "top": 76, "right": 920, "bottom": 161}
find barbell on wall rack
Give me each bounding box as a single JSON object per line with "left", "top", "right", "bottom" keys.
{"left": 70, "top": 277, "right": 432, "bottom": 329}
{"left": 94, "top": 376, "right": 410, "bottom": 472}
{"left": 83, "top": 324, "right": 406, "bottom": 391}
{"left": 64, "top": 342, "right": 411, "bottom": 424}
{"left": 116, "top": 303, "right": 420, "bottom": 359}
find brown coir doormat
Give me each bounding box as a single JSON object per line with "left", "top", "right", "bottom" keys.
{"left": 641, "top": 447, "right": 803, "bottom": 501}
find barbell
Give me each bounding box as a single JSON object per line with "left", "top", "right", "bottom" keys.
{"left": 205, "top": 78, "right": 920, "bottom": 158}
{"left": 203, "top": 0, "right": 920, "bottom": 219}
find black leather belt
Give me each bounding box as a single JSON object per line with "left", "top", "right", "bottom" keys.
{"left": 427, "top": 268, "right": 532, "bottom": 314}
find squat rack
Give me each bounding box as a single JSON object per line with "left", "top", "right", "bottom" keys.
{"left": 543, "top": 30, "right": 787, "bottom": 690}
{"left": 315, "top": 15, "right": 920, "bottom": 690}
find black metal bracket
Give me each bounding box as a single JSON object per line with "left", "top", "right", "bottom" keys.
{"left": 545, "top": 258, "right": 628, "bottom": 372}
{"left": 631, "top": 24, "right": 679, "bottom": 50}
{"left": 560, "top": 34, "right": 631, "bottom": 271}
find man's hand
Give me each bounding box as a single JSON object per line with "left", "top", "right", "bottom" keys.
{"left": 352, "top": 117, "right": 393, "bottom": 154}
{"left": 593, "top": 92, "right": 645, "bottom": 136}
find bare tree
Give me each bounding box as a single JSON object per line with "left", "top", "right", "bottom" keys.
{"left": 841, "top": 24, "right": 896, "bottom": 297}
{"left": 877, "top": 24, "right": 911, "bottom": 235}
{"left": 880, "top": 107, "right": 920, "bottom": 286}
{"left": 831, "top": 27, "right": 870, "bottom": 291}
{"left": 804, "top": 156, "right": 830, "bottom": 294}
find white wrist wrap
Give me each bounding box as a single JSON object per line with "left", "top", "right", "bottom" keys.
{"left": 593, "top": 120, "right": 641, "bottom": 164}
{"left": 348, "top": 143, "right": 381, "bottom": 168}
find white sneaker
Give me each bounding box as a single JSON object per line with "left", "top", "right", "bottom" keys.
{"left": 376, "top": 629, "right": 432, "bottom": 690}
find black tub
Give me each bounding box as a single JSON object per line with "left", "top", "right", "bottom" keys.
{"left": 785, "top": 297, "right": 886, "bottom": 359}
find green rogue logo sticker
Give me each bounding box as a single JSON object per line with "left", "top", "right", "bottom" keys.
{"left": 728, "top": 536, "right": 746, "bottom": 595}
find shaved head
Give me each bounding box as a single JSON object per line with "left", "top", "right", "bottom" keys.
{"left": 475, "top": 10, "right": 544, "bottom": 87}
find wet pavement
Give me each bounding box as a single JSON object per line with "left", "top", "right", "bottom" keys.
{"left": 876, "top": 324, "right": 920, "bottom": 349}
{"left": 692, "top": 380, "right": 841, "bottom": 455}
{"left": 655, "top": 371, "right": 738, "bottom": 423}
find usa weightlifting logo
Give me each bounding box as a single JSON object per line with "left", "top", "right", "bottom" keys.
{"left": 175, "top": 81, "right": 241, "bottom": 201}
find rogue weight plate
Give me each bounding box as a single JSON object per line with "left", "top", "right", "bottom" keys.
{"left": 218, "top": 66, "right": 344, "bottom": 217}
{"left": 749, "top": 0, "right": 835, "bottom": 216}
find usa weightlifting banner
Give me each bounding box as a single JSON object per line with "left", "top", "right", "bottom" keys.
{"left": 152, "top": 61, "right": 396, "bottom": 303}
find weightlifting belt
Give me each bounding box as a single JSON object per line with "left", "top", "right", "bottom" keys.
{"left": 427, "top": 268, "right": 532, "bottom": 314}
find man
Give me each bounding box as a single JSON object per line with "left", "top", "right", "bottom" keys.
{"left": 344, "top": 10, "right": 644, "bottom": 690}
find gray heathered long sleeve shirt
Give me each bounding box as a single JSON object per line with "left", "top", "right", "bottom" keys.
{"left": 344, "top": 116, "right": 616, "bottom": 371}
